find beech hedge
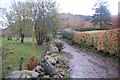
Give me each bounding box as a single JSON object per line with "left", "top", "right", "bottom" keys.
{"left": 72, "top": 28, "right": 120, "bottom": 56}
{"left": 61, "top": 28, "right": 120, "bottom": 56}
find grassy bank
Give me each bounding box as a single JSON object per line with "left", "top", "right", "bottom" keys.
{"left": 2, "top": 37, "right": 43, "bottom": 77}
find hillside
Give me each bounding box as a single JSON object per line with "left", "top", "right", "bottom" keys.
{"left": 59, "top": 13, "right": 92, "bottom": 29}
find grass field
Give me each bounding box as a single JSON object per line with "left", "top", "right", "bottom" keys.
{"left": 1, "top": 37, "right": 43, "bottom": 77}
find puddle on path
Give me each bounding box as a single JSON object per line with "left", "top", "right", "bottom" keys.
{"left": 88, "top": 59, "right": 108, "bottom": 72}
{"left": 62, "top": 51, "right": 73, "bottom": 60}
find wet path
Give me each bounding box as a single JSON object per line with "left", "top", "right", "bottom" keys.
{"left": 61, "top": 41, "right": 118, "bottom": 78}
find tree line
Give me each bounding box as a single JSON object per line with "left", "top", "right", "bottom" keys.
{"left": 0, "top": 0, "right": 61, "bottom": 45}
{"left": 0, "top": 0, "right": 112, "bottom": 44}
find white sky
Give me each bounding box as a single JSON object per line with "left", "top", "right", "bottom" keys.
{"left": 0, "top": 0, "right": 120, "bottom": 15}
{"left": 56, "top": 0, "right": 120, "bottom": 15}
{"left": 1, "top": 0, "right": 119, "bottom": 28}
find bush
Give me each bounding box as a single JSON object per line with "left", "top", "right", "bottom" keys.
{"left": 74, "top": 27, "right": 111, "bottom": 32}
{"left": 72, "top": 28, "right": 120, "bottom": 56}
{"left": 61, "top": 29, "right": 75, "bottom": 40}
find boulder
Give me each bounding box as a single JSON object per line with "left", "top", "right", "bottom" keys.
{"left": 6, "top": 71, "right": 26, "bottom": 78}
{"left": 45, "top": 55, "right": 57, "bottom": 65}
{"left": 54, "top": 40, "right": 64, "bottom": 52}
{"left": 33, "top": 66, "right": 44, "bottom": 73}
{"left": 9, "top": 70, "right": 39, "bottom": 78}
{"left": 41, "top": 59, "right": 56, "bottom": 76}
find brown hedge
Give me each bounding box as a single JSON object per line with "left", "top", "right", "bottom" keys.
{"left": 72, "top": 28, "right": 120, "bottom": 56}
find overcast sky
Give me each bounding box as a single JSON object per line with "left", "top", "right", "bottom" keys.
{"left": 57, "top": 0, "right": 120, "bottom": 15}
{"left": 0, "top": 0, "right": 120, "bottom": 15}
{"left": 0, "top": 0, "right": 120, "bottom": 28}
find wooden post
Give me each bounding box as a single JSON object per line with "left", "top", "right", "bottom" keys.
{"left": 19, "top": 57, "right": 23, "bottom": 71}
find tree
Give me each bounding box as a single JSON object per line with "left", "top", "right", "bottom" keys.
{"left": 1, "top": 0, "right": 60, "bottom": 44}
{"left": 10, "top": 1, "right": 33, "bottom": 43}
{"left": 0, "top": 8, "right": 8, "bottom": 28}
{"left": 92, "top": 0, "right": 111, "bottom": 28}
{"left": 34, "top": 0, "right": 60, "bottom": 45}
{"left": 0, "top": 8, "right": 16, "bottom": 40}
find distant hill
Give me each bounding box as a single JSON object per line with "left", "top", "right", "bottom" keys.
{"left": 59, "top": 13, "right": 93, "bottom": 29}
{"left": 60, "top": 13, "right": 93, "bottom": 21}
{"left": 77, "top": 15, "right": 93, "bottom": 21}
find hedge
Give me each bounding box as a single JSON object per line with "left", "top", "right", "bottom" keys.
{"left": 61, "top": 29, "right": 76, "bottom": 40}
{"left": 72, "top": 28, "right": 120, "bottom": 56}
{"left": 74, "top": 27, "right": 111, "bottom": 32}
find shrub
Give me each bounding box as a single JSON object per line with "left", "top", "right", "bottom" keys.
{"left": 61, "top": 29, "right": 76, "bottom": 40}
{"left": 72, "top": 28, "right": 120, "bottom": 56}
{"left": 74, "top": 27, "right": 111, "bottom": 32}
{"left": 108, "top": 29, "right": 120, "bottom": 56}
{"left": 73, "top": 31, "right": 101, "bottom": 47}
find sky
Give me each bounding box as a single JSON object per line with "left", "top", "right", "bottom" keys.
{"left": 0, "top": 0, "right": 120, "bottom": 15}
{"left": 57, "top": 0, "right": 120, "bottom": 15}
{"left": 0, "top": 0, "right": 120, "bottom": 28}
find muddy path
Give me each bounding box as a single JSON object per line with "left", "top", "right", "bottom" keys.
{"left": 61, "top": 41, "right": 118, "bottom": 78}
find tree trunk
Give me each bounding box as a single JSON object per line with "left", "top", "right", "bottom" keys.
{"left": 36, "top": 32, "right": 43, "bottom": 45}
{"left": 100, "top": 21, "right": 103, "bottom": 28}
{"left": 20, "top": 28, "right": 24, "bottom": 43}
{"left": 21, "top": 34, "right": 24, "bottom": 43}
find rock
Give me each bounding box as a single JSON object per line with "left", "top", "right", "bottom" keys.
{"left": 58, "top": 74, "right": 63, "bottom": 78}
{"left": 6, "top": 71, "right": 21, "bottom": 78}
{"left": 51, "top": 47, "right": 58, "bottom": 52}
{"left": 45, "top": 55, "right": 57, "bottom": 65}
{"left": 48, "top": 57, "right": 56, "bottom": 65}
{"left": 52, "top": 68, "right": 64, "bottom": 78}
{"left": 7, "top": 70, "right": 39, "bottom": 78}
{"left": 56, "top": 68, "right": 65, "bottom": 76}
{"left": 20, "top": 74, "right": 31, "bottom": 78}
{"left": 7, "top": 70, "right": 31, "bottom": 78}
{"left": 31, "top": 71, "right": 39, "bottom": 78}
{"left": 42, "top": 75, "right": 50, "bottom": 78}
{"left": 44, "top": 55, "right": 49, "bottom": 60}
{"left": 54, "top": 56, "right": 59, "bottom": 62}
{"left": 53, "top": 74, "right": 59, "bottom": 78}
{"left": 51, "top": 53, "right": 57, "bottom": 57}
{"left": 55, "top": 64, "right": 61, "bottom": 68}
{"left": 53, "top": 74, "right": 63, "bottom": 78}
{"left": 54, "top": 40, "right": 64, "bottom": 52}
{"left": 22, "top": 70, "right": 39, "bottom": 78}
{"left": 33, "top": 66, "right": 45, "bottom": 77}
{"left": 59, "top": 69, "right": 65, "bottom": 76}
{"left": 40, "top": 72, "right": 45, "bottom": 76}
{"left": 41, "top": 59, "right": 56, "bottom": 76}
{"left": 33, "top": 66, "right": 44, "bottom": 73}
{"left": 46, "top": 51, "right": 52, "bottom": 55}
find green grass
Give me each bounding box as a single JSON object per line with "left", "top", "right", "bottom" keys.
{"left": 2, "top": 37, "right": 43, "bottom": 77}
{"left": 0, "top": 37, "right": 2, "bottom": 79}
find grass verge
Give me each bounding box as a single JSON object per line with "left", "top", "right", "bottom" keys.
{"left": 2, "top": 37, "right": 43, "bottom": 77}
